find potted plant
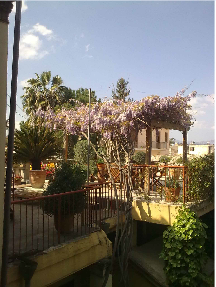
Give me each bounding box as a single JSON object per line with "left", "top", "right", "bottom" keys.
{"left": 42, "top": 162, "right": 86, "bottom": 233}
{"left": 132, "top": 151, "right": 146, "bottom": 165}
{"left": 97, "top": 158, "right": 107, "bottom": 183}
{"left": 14, "top": 121, "right": 61, "bottom": 188}
{"left": 169, "top": 156, "right": 183, "bottom": 179}
{"left": 14, "top": 175, "right": 22, "bottom": 185}
{"left": 165, "top": 177, "right": 180, "bottom": 202}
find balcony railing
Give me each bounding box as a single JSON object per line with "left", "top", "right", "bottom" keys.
{"left": 9, "top": 165, "right": 190, "bottom": 261}
{"left": 9, "top": 182, "right": 127, "bottom": 262}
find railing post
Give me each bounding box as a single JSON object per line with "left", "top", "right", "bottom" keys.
{"left": 99, "top": 187, "right": 102, "bottom": 229}
{"left": 182, "top": 166, "right": 185, "bottom": 204}
{"left": 57, "top": 197, "right": 61, "bottom": 244}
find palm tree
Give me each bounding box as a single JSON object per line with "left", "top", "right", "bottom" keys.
{"left": 21, "top": 71, "right": 64, "bottom": 116}
{"left": 14, "top": 121, "right": 62, "bottom": 170}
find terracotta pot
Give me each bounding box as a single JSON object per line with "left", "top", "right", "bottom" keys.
{"left": 165, "top": 187, "right": 180, "bottom": 202}
{"left": 54, "top": 213, "right": 74, "bottom": 234}
{"left": 169, "top": 168, "right": 181, "bottom": 180}
{"left": 29, "top": 170, "right": 46, "bottom": 188}
{"left": 14, "top": 179, "right": 21, "bottom": 185}
{"left": 97, "top": 163, "right": 106, "bottom": 183}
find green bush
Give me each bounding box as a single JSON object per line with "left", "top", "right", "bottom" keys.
{"left": 74, "top": 139, "right": 97, "bottom": 175}
{"left": 159, "top": 155, "right": 171, "bottom": 165}
{"left": 160, "top": 207, "right": 211, "bottom": 287}
{"left": 132, "top": 152, "right": 146, "bottom": 165}
{"left": 187, "top": 153, "right": 214, "bottom": 201}
{"left": 42, "top": 162, "right": 86, "bottom": 216}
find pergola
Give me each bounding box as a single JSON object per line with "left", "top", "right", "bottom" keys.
{"left": 145, "top": 120, "right": 188, "bottom": 164}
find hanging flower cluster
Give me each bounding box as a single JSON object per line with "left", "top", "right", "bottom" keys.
{"left": 38, "top": 92, "right": 196, "bottom": 138}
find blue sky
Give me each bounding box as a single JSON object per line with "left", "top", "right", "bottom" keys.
{"left": 7, "top": 1, "right": 214, "bottom": 142}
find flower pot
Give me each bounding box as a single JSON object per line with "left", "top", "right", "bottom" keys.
{"left": 165, "top": 187, "right": 180, "bottom": 202}
{"left": 29, "top": 170, "right": 46, "bottom": 188}
{"left": 54, "top": 213, "right": 74, "bottom": 234}
{"left": 97, "top": 163, "right": 106, "bottom": 183}
{"left": 14, "top": 179, "right": 21, "bottom": 185}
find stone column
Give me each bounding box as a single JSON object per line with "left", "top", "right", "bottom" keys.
{"left": 0, "top": 0, "right": 13, "bottom": 277}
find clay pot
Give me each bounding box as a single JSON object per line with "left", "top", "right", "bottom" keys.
{"left": 97, "top": 163, "right": 107, "bottom": 183}
{"left": 29, "top": 170, "right": 46, "bottom": 188}
{"left": 54, "top": 213, "right": 74, "bottom": 234}
{"left": 165, "top": 187, "right": 180, "bottom": 202}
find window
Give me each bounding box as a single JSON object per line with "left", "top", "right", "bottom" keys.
{"left": 190, "top": 147, "right": 195, "bottom": 151}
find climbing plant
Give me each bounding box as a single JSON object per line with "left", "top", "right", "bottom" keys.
{"left": 187, "top": 153, "right": 214, "bottom": 201}
{"left": 160, "top": 207, "right": 212, "bottom": 287}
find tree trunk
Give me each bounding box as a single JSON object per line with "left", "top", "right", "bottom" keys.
{"left": 31, "top": 159, "right": 41, "bottom": 170}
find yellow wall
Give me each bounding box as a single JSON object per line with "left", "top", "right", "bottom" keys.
{"left": 7, "top": 230, "right": 112, "bottom": 287}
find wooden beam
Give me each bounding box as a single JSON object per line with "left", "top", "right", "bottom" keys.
{"left": 183, "top": 129, "right": 187, "bottom": 163}
{"left": 146, "top": 125, "right": 152, "bottom": 164}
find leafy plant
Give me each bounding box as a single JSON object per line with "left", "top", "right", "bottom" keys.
{"left": 159, "top": 155, "right": 171, "bottom": 165}
{"left": 187, "top": 153, "right": 214, "bottom": 201}
{"left": 160, "top": 207, "right": 211, "bottom": 287}
{"left": 132, "top": 151, "right": 146, "bottom": 165}
{"left": 14, "top": 121, "right": 62, "bottom": 170}
{"left": 166, "top": 177, "right": 180, "bottom": 189}
{"left": 74, "top": 139, "right": 97, "bottom": 175}
{"left": 42, "top": 162, "right": 86, "bottom": 216}
{"left": 175, "top": 156, "right": 183, "bottom": 165}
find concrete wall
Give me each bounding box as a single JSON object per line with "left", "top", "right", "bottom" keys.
{"left": 7, "top": 230, "right": 112, "bottom": 287}
{"left": 178, "top": 145, "right": 214, "bottom": 156}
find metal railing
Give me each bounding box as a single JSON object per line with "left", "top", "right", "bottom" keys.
{"left": 131, "top": 165, "right": 188, "bottom": 203}
{"left": 8, "top": 166, "right": 189, "bottom": 261}
{"left": 9, "top": 182, "right": 126, "bottom": 262}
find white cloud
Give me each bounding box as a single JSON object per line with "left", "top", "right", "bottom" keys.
{"left": 193, "top": 120, "right": 207, "bottom": 129}
{"left": 12, "top": 1, "right": 28, "bottom": 13}
{"left": 82, "top": 55, "right": 93, "bottom": 59}
{"left": 19, "top": 23, "right": 55, "bottom": 60}
{"left": 15, "top": 121, "right": 21, "bottom": 130}
{"left": 20, "top": 78, "right": 30, "bottom": 88}
{"left": 85, "top": 44, "right": 90, "bottom": 52}
{"left": 19, "top": 33, "right": 47, "bottom": 60}
{"left": 211, "top": 125, "right": 215, "bottom": 130}
{"left": 30, "top": 23, "right": 54, "bottom": 40}
{"left": 205, "top": 94, "right": 215, "bottom": 104}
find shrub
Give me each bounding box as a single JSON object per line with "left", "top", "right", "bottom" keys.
{"left": 187, "top": 153, "right": 214, "bottom": 201}
{"left": 160, "top": 207, "right": 211, "bottom": 287}
{"left": 74, "top": 139, "right": 97, "bottom": 175}
{"left": 159, "top": 155, "right": 171, "bottom": 165}
{"left": 42, "top": 162, "right": 86, "bottom": 216}
{"left": 132, "top": 152, "right": 146, "bottom": 165}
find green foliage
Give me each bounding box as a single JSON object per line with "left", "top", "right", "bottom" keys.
{"left": 166, "top": 177, "right": 180, "bottom": 189}
{"left": 175, "top": 156, "right": 183, "bottom": 165}
{"left": 132, "top": 152, "right": 146, "bottom": 165}
{"left": 22, "top": 71, "right": 64, "bottom": 115}
{"left": 14, "top": 120, "right": 62, "bottom": 170}
{"left": 187, "top": 153, "right": 214, "bottom": 201}
{"left": 159, "top": 155, "right": 171, "bottom": 164}
{"left": 160, "top": 207, "right": 211, "bottom": 287}
{"left": 42, "top": 162, "right": 86, "bottom": 216}
{"left": 22, "top": 71, "right": 99, "bottom": 116}
{"left": 112, "top": 78, "right": 130, "bottom": 102}
{"left": 169, "top": 138, "right": 176, "bottom": 145}
{"left": 74, "top": 139, "right": 97, "bottom": 175}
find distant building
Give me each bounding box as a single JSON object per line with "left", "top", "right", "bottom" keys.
{"left": 135, "top": 128, "right": 169, "bottom": 156}
{"left": 178, "top": 144, "right": 214, "bottom": 156}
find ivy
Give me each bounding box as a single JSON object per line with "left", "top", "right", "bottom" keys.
{"left": 160, "top": 207, "right": 212, "bottom": 286}
{"left": 187, "top": 153, "right": 214, "bottom": 201}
